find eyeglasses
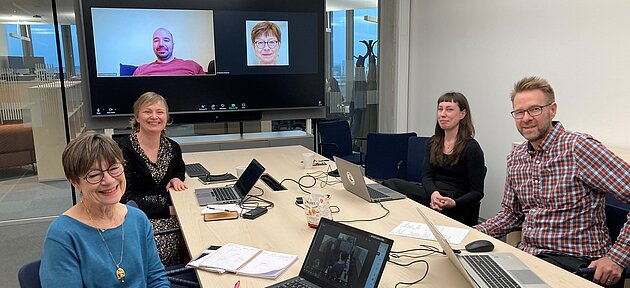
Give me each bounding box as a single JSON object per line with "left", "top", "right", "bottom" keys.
{"left": 254, "top": 40, "right": 278, "bottom": 49}
{"left": 84, "top": 163, "right": 124, "bottom": 184}
{"left": 510, "top": 103, "right": 553, "bottom": 119}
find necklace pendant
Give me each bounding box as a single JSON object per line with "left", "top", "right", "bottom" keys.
{"left": 116, "top": 267, "right": 125, "bottom": 283}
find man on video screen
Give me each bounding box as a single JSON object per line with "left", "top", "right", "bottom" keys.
{"left": 133, "top": 28, "right": 205, "bottom": 76}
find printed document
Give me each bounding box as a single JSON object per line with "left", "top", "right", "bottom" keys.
{"left": 389, "top": 221, "right": 469, "bottom": 244}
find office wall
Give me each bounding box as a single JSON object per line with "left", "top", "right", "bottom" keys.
{"left": 0, "top": 26, "right": 8, "bottom": 56}
{"left": 406, "top": 0, "right": 630, "bottom": 219}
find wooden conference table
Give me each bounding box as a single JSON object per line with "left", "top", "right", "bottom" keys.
{"left": 171, "top": 145, "right": 598, "bottom": 288}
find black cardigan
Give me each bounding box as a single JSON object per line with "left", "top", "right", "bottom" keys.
{"left": 117, "top": 135, "right": 186, "bottom": 219}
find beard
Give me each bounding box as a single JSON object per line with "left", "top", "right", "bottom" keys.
{"left": 518, "top": 120, "right": 552, "bottom": 146}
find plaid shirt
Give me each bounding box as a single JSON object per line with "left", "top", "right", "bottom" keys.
{"left": 476, "top": 122, "right": 630, "bottom": 268}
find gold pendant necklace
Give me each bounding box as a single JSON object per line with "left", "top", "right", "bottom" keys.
{"left": 83, "top": 201, "right": 126, "bottom": 283}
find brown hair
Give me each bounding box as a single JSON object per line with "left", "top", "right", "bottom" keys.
{"left": 129, "top": 92, "right": 170, "bottom": 133}
{"left": 62, "top": 131, "right": 123, "bottom": 183}
{"left": 430, "top": 92, "right": 475, "bottom": 166}
{"left": 510, "top": 76, "right": 555, "bottom": 103}
{"left": 250, "top": 21, "right": 282, "bottom": 43}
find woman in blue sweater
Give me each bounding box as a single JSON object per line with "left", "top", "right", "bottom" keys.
{"left": 39, "top": 132, "right": 169, "bottom": 287}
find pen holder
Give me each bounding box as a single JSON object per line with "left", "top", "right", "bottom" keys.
{"left": 304, "top": 194, "right": 332, "bottom": 228}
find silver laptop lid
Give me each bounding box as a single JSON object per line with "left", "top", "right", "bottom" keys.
{"left": 334, "top": 156, "right": 373, "bottom": 202}
{"left": 416, "top": 207, "right": 479, "bottom": 287}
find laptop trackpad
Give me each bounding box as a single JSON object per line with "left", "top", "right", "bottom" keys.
{"left": 509, "top": 270, "right": 545, "bottom": 284}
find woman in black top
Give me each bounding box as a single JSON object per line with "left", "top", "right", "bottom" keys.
{"left": 383, "top": 92, "right": 485, "bottom": 226}
{"left": 117, "top": 92, "right": 188, "bottom": 265}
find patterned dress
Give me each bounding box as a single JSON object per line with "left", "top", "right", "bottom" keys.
{"left": 129, "top": 133, "right": 181, "bottom": 266}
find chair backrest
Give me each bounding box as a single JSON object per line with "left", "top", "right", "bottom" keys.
{"left": 605, "top": 194, "right": 630, "bottom": 242}
{"left": 119, "top": 63, "right": 138, "bottom": 76}
{"left": 406, "top": 136, "right": 430, "bottom": 182}
{"left": 318, "top": 120, "right": 353, "bottom": 159}
{"left": 365, "top": 132, "right": 417, "bottom": 180}
{"left": 18, "top": 259, "right": 41, "bottom": 288}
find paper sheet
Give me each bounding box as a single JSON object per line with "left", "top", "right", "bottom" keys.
{"left": 199, "top": 243, "right": 261, "bottom": 272}
{"left": 389, "top": 221, "right": 469, "bottom": 244}
{"left": 237, "top": 251, "right": 298, "bottom": 279}
{"left": 201, "top": 203, "right": 243, "bottom": 214}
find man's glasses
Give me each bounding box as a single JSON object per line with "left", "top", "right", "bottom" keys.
{"left": 84, "top": 163, "right": 124, "bottom": 184}
{"left": 510, "top": 103, "right": 553, "bottom": 119}
{"left": 254, "top": 40, "right": 278, "bottom": 49}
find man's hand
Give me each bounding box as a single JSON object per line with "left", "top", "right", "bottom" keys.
{"left": 166, "top": 178, "right": 188, "bottom": 191}
{"left": 430, "top": 191, "right": 456, "bottom": 211}
{"left": 589, "top": 256, "right": 623, "bottom": 286}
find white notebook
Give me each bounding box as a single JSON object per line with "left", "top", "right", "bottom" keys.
{"left": 197, "top": 243, "right": 298, "bottom": 279}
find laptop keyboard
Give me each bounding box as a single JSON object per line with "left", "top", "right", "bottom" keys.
{"left": 367, "top": 186, "right": 389, "bottom": 199}
{"left": 212, "top": 187, "right": 239, "bottom": 201}
{"left": 271, "top": 278, "right": 317, "bottom": 288}
{"left": 461, "top": 255, "right": 522, "bottom": 288}
{"left": 185, "top": 163, "right": 210, "bottom": 177}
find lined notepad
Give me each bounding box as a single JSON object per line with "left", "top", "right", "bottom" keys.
{"left": 195, "top": 243, "right": 298, "bottom": 279}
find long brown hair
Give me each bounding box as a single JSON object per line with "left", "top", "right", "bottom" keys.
{"left": 430, "top": 92, "right": 475, "bottom": 166}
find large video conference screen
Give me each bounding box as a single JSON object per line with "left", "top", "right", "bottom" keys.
{"left": 80, "top": 0, "right": 324, "bottom": 117}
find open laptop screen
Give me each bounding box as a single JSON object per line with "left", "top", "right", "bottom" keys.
{"left": 299, "top": 218, "right": 393, "bottom": 288}
{"left": 234, "top": 158, "right": 265, "bottom": 196}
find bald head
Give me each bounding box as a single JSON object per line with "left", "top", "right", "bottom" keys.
{"left": 152, "top": 28, "right": 174, "bottom": 62}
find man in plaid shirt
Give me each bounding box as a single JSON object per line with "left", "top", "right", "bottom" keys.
{"left": 475, "top": 76, "right": 630, "bottom": 287}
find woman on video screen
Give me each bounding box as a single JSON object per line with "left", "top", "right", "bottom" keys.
{"left": 250, "top": 21, "right": 282, "bottom": 65}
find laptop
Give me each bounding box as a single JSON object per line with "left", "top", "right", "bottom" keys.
{"left": 415, "top": 207, "right": 549, "bottom": 288}
{"left": 267, "top": 217, "right": 394, "bottom": 288}
{"left": 334, "top": 156, "right": 405, "bottom": 202}
{"left": 194, "top": 159, "right": 265, "bottom": 205}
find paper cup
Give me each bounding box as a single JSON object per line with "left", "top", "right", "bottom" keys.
{"left": 302, "top": 153, "right": 314, "bottom": 169}
{"left": 236, "top": 166, "right": 247, "bottom": 178}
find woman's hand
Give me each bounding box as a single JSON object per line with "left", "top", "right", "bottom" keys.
{"left": 166, "top": 178, "right": 188, "bottom": 191}
{"left": 430, "top": 191, "right": 456, "bottom": 211}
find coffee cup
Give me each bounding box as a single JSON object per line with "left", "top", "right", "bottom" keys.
{"left": 236, "top": 166, "right": 247, "bottom": 178}
{"left": 302, "top": 153, "right": 314, "bottom": 169}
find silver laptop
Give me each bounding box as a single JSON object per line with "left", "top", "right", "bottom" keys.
{"left": 194, "top": 159, "right": 265, "bottom": 205}
{"left": 334, "top": 156, "right": 405, "bottom": 202}
{"left": 416, "top": 207, "right": 549, "bottom": 288}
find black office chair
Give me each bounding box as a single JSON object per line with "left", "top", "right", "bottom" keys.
{"left": 126, "top": 201, "right": 200, "bottom": 287}
{"left": 605, "top": 195, "right": 630, "bottom": 282}
{"left": 396, "top": 136, "right": 430, "bottom": 183}
{"left": 18, "top": 259, "right": 41, "bottom": 288}
{"left": 364, "top": 132, "right": 417, "bottom": 181}
{"left": 318, "top": 120, "right": 364, "bottom": 165}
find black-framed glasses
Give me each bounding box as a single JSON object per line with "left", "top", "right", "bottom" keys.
{"left": 254, "top": 40, "right": 278, "bottom": 49}
{"left": 510, "top": 103, "right": 553, "bottom": 119}
{"left": 84, "top": 163, "right": 124, "bottom": 184}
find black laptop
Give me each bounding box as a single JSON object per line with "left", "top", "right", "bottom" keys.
{"left": 194, "top": 159, "right": 265, "bottom": 205}
{"left": 267, "top": 218, "right": 394, "bottom": 288}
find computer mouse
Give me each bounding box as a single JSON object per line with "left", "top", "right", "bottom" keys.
{"left": 465, "top": 239, "right": 495, "bottom": 253}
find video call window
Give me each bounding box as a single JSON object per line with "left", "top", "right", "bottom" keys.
{"left": 245, "top": 20, "right": 289, "bottom": 66}
{"left": 90, "top": 7, "right": 216, "bottom": 77}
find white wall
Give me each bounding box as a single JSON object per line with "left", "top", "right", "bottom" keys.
{"left": 405, "top": 0, "right": 630, "bottom": 219}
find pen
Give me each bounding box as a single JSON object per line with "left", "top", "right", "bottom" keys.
{"left": 207, "top": 206, "right": 234, "bottom": 212}
{"left": 234, "top": 280, "right": 240, "bottom": 288}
